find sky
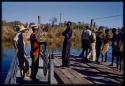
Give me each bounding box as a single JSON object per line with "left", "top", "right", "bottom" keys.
{"left": 2, "top": 2, "right": 123, "bottom": 28}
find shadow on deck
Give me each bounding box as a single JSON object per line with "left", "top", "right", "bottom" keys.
{"left": 16, "top": 77, "right": 48, "bottom": 84}
{"left": 54, "top": 56, "right": 123, "bottom": 85}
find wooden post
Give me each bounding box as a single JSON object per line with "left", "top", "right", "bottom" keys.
{"left": 38, "top": 16, "right": 41, "bottom": 36}
{"left": 60, "top": 13, "right": 62, "bottom": 27}
{"left": 90, "top": 19, "right": 94, "bottom": 30}
{"left": 38, "top": 16, "right": 40, "bottom": 25}
{"left": 48, "top": 51, "right": 54, "bottom": 84}
{"left": 48, "top": 53, "right": 51, "bottom": 84}
{"left": 93, "top": 22, "right": 96, "bottom": 30}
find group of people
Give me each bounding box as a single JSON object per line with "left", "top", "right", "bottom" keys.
{"left": 60, "top": 22, "right": 124, "bottom": 72}
{"left": 79, "top": 26, "right": 124, "bottom": 72}
{"left": 13, "top": 21, "right": 124, "bottom": 81}
{"left": 13, "top": 24, "right": 46, "bottom": 81}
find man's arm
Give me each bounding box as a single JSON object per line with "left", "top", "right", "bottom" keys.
{"left": 13, "top": 40, "right": 18, "bottom": 53}
{"left": 13, "top": 33, "right": 19, "bottom": 53}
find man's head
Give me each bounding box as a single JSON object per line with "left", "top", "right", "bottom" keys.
{"left": 18, "top": 25, "right": 28, "bottom": 33}
{"left": 105, "top": 29, "right": 109, "bottom": 34}
{"left": 66, "top": 21, "right": 72, "bottom": 28}
{"left": 85, "top": 26, "right": 91, "bottom": 30}
{"left": 31, "top": 25, "right": 38, "bottom": 33}
{"left": 112, "top": 28, "right": 116, "bottom": 34}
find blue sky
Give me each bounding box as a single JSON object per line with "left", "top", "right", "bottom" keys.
{"left": 2, "top": 2, "right": 123, "bottom": 28}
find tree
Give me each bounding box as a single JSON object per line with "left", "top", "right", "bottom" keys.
{"left": 49, "top": 17, "right": 57, "bottom": 27}
{"left": 9, "top": 21, "right": 24, "bottom": 26}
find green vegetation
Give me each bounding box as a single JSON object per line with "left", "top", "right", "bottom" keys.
{"left": 2, "top": 20, "right": 114, "bottom": 50}
{"left": 2, "top": 25, "right": 16, "bottom": 48}
{"left": 43, "top": 27, "right": 83, "bottom": 50}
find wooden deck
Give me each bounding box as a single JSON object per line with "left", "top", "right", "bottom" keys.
{"left": 5, "top": 53, "right": 123, "bottom": 85}
{"left": 53, "top": 55, "right": 123, "bottom": 85}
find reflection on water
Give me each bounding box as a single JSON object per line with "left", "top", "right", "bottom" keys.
{"left": 1, "top": 48, "right": 15, "bottom": 83}
{"left": 1, "top": 43, "right": 113, "bottom": 84}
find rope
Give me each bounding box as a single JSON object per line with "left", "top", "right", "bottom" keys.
{"left": 93, "top": 15, "right": 123, "bottom": 20}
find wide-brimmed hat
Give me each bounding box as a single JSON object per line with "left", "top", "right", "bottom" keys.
{"left": 19, "top": 25, "right": 27, "bottom": 31}
{"left": 31, "top": 25, "right": 38, "bottom": 29}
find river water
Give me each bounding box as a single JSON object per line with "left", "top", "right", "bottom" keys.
{"left": 1, "top": 45, "right": 114, "bottom": 84}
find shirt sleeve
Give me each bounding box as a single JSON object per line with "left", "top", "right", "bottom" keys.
{"left": 89, "top": 30, "right": 92, "bottom": 36}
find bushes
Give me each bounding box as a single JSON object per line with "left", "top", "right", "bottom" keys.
{"left": 2, "top": 25, "right": 16, "bottom": 48}
{"left": 44, "top": 27, "right": 82, "bottom": 50}
{"left": 2, "top": 25, "right": 83, "bottom": 49}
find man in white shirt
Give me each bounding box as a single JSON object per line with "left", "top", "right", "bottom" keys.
{"left": 87, "top": 29, "right": 96, "bottom": 61}
{"left": 80, "top": 26, "right": 92, "bottom": 60}
{"left": 13, "top": 25, "right": 29, "bottom": 79}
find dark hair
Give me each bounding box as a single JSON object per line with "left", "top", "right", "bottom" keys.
{"left": 32, "top": 27, "right": 37, "bottom": 32}
{"left": 112, "top": 28, "right": 116, "bottom": 33}
{"left": 105, "top": 29, "right": 109, "bottom": 34}
{"left": 67, "top": 21, "right": 72, "bottom": 26}
{"left": 85, "top": 26, "right": 91, "bottom": 30}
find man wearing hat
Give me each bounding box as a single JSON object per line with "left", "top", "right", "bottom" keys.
{"left": 13, "top": 25, "right": 29, "bottom": 79}
{"left": 30, "top": 25, "right": 46, "bottom": 80}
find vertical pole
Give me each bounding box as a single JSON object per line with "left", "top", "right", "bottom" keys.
{"left": 60, "top": 13, "right": 62, "bottom": 27}
{"left": 90, "top": 19, "right": 94, "bottom": 30}
{"left": 48, "top": 54, "right": 51, "bottom": 84}
{"left": 38, "top": 16, "right": 40, "bottom": 35}
{"left": 93, "top": 22, "right": 96, "bottom": 30}
{"left": 38, "top": 16, "right": 40, "bottom": 25}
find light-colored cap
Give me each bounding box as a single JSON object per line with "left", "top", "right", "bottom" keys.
{"left": 31, "top": 25, "right": 38, "bottom": 29}
{"left": 19, "top": 25, "right": 27, "bottom": 31}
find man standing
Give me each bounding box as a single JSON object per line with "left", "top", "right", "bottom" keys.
{"left": 62, "top": 21, "right": 72, "bottom": 67}
{"left": 80, "top": 26, "right": 92, "bottom": 59}
{"left": 96, "top": 29, "right": 103, "bottom": 63}
{"left": 13, "top": 25, "right": 29, "bottom": 79}
{"left": 87, "top": 29, "right": 96, "bottom": 61}
{"left": 101, "top": 29, "right": 110, "bottom": 62}
{"left": 30, "top": 25, "right": 46, "bottom": 80}
{"left": 110, "top": 28, "right": 117, "bottom": 66}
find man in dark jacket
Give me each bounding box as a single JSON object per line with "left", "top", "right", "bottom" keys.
{"left": 110, "top": 28, "right": 118, "bottom": 66}
{"left": 96, "top": 30, "right": 103, "bottom": 63}
{"left": 61, "top": 21, "right": 72, "bottom": 67}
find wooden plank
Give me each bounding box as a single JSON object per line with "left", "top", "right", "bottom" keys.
{"left": 54, "top": 56, "right": 123, "bottom": 84}
{"left": 60, "top": 68, "right": 84, "bottom": 84}
{"left": 67, "top": 68, "right": 93, "bottom": 84}
{"left": 60, "top": 68, "right": 74, "bottom": 78}
{"left": 54, "top": 68, "right": 72, "bottom": 84}
{"left": 87, "top": 63, "right": 112, "bottom": 73}
{"left": 86, "top": 62, "right": 123, "bottom": 84}
{"left": 54, "top": 66, "right": 93, "bottom": 84}
{"left": 54, "top": 57, "right": 62, "bottom": 67}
